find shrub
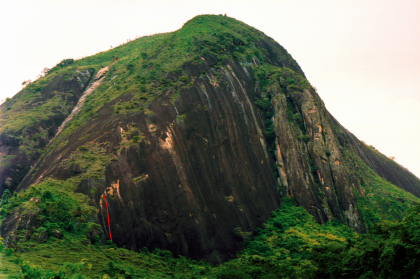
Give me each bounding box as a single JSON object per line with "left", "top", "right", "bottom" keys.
{"left": 57, "top": 59, "right": 74, "bottom": 68}
{"left": 286, "top": 77, "right": 295, "bottom": 85}
{"left": 126, "top": 63, "right": 135, "bottom": 72}
{"left": 179, "top": 76, "right": 188, "bottom": 83}
{"left": 301, "top": 134, "right": 310, "bottom": 143}
{"left": 5, "top": 248, "right": 14, "bottom": 257}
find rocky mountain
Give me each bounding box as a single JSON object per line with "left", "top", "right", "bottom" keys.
{"left": 1, "top": 14, "right": 420, "bottom": 267}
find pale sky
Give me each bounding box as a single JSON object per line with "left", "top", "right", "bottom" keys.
{"left": 1, "top": 0, "right": 419, "bottom": 179}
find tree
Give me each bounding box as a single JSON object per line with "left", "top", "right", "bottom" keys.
{"left": 41, "top": 67, "right": 51, "bottom": 76}
{"left": 1, "top": 189, "right": 11, "bottom": 205}
{"left": 21, "top": 79, "right": 31, "bottom": 88}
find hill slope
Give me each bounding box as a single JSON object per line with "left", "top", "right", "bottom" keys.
{"left": 1, "top": 15, "right": 420, "bottom": 268}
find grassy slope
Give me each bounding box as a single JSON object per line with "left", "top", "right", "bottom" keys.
{"left": 337, "top": 138, "right": 420, "bottom": 229}
{"left": 0, "top": 71, "right": 65, "bottom": 134}
{"left": 15, "top": 236, "right": 211, "bottom": 278}
{"left": 0, "top": 253, "right": 21, "bottom": 278}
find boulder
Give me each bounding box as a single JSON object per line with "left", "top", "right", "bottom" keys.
{"left": 86, "top": 223, "right": 104, "bottom": 244}
{"left": 38, "top": 230, "right": 48, "bottom": 243}
{"left": 17, "top": 211, "right": 40, "bottom": 230}
{"left": 52, "top": 230, "right": 63, "bottom": 239}
{"left": 25, "top": 228, "right": 33, "bottom": 241}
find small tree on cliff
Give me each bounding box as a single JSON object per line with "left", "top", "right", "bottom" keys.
{"left": 1, "top": 189, "right": 11, "bottom": 205}
{"left": 41, "top": 67, "right": 50, "bottom": 76}
{"left": 21, "top": 80, "right": 31, "bottom": 88}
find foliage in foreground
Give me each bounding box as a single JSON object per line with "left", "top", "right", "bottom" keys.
{"left": 2, "top": 197, "right": 420, "bottom": 278}
{"left": 216, "top": 198, "right": 420, "bottom": 279}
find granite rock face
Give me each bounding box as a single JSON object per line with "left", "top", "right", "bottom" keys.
{"left": 0, "top": 70, "right": 92, "bottom": 197}
{"left": 1, "top": 15, "right": 420, "bottom": 264}
{"left": 18, "top": 59, "right": 283, "bottom": 263}
{"left": 270, "top": 85, "right": 365, "bottom": 232}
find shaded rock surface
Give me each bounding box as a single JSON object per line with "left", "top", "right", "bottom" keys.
{"left": 1, "top": 15, "right": 420, "bottom": 264}
{"left": 19, "top": 59, "right": 282, "bottom": 263}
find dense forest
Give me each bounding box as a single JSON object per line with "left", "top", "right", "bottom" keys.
{"left": 1, "top": 198, "right": 420, "bottom": 278}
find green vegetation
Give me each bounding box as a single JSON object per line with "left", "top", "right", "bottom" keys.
{"left": 51, "top": 59, "right": 75, "bottom": 71}
{"left": 342, "top": 148, "right": 419, "bottom": 229}
{"left": 132, "top": 174, "right": 148, "bottom": 183}
{"left": 2, "top": 14, "right": 420, "bottom": 279}
{"left": 118, "top": 126, "right": 144, "bottom": 152}
{"left": 1, "top": 14, "right": 297, "bottom": 182}
{"left": 0, "top": 238, "right": 21, "bottom": 278}
{"left": 62, "top": 142, "right": 112, "bottom": 180}
{"left": 309, "top": 203, "right": 420, "bottom": 278}
{"left": 2, "top": 197, "right": 420, "bottom": 278}
{"left": 1, "top": 189, "right": 12, "bottom": 205}
{"left": 0, "top": 64, "right": 93, "bottom": 177}
{"left": 213, "top": 198, "right": 353, "bottom": 278}
{"left": 254, "top": 94, "right": 277, "bottom": 176}
{"left": 1, "top": 233, "right": 212, "bottom": 278}
{"left": 211, "top": 198, "right": 418, "bottom": 278}
{"left": 0, "top": 179, "right": 96, "bottom": 233}
{"left": 0, "top": 66, "right": 90, "bottom": 135}
{"left": 253, "top": 64, "right": 316, "bottom": 179}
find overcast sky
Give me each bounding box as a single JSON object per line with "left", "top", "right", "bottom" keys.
{"left": 1, "top": 0, "right": 419, "bottom": 179}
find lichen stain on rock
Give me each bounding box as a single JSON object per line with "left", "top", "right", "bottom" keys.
{"left": 316, "top": 124, "right": 323, "bottom": 134}
{"left": 105, "top": 179, "right": 121, "bottom": 199}
{"left": 275, "top": 140, "right": 289, "bottom": 194}
{"left": 207, "top": 74, "right": 219, "bottom": 87}
{"left": 159, "top": 128, "right": 194, "bottom": 202}
{"left": 119, "top": 127, "right": 126, "bottom": 140}
{"left": 344, "top": 203, "right": 364, "bottom": 232}
{"left": 159, "top": 129, "right": 175, "bottom": 151}
{"left": 148, "top": 124, "right": 157, "bottom": 133}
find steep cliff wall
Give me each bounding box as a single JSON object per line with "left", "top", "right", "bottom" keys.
{"left": 1, "top": 15, "right": 420, "bottom": 265}
{"left": 252, "top": 66, "right": 366, "bottom": 233}
{"left": 17, "top": 58, "right": 283, "bottom": 263}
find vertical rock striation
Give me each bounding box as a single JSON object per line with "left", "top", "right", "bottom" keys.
{"left": 1, "top": 15, "right": 420, "bottom": 264}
